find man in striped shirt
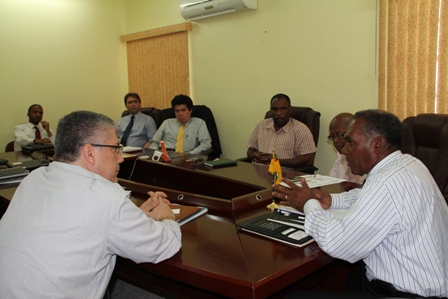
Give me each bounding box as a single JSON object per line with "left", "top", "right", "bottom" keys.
{"left": 274, "top": 109, "right": 448, "bottom": 299}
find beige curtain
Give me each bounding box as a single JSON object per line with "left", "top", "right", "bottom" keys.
{"left": 378, "top": 0, "right": 448, "bottom": 120}
{"left": 121, "top": 23, "right": 192, "bottom": 109}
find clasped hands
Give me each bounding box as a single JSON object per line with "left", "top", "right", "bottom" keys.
{"left": 272, "top": 178, "right": 332, "bottom": 212}
{"left": 139, "top": 191, "right": 176, "bottom": 221}
{"left": 252, "top": 151, "right": 272, "bottom": 164}
{"left": 35, "top": 138, "right": 52, "bottom": 145}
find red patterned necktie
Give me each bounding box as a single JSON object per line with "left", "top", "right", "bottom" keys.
{"left": 34, "top": 126, "right": 41, "bottom": 140}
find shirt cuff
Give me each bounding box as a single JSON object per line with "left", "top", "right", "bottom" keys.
{"left": 329, "top": 193, "right": 344, "bottom": 209}
{"left": 303, "top": 199, "right": 322, "bottom": 215}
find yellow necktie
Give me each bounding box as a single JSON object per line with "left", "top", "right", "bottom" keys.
{"left": 175, "top": 124, "right": 185, "bottom": 153}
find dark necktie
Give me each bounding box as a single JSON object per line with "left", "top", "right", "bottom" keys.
{"left": 120, "top": 116, "right": 134, "bottom": 146}
{"left": 34, "top": 126, "right": 41, "bottom": 140}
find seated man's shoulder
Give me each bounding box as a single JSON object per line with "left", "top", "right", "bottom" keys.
{"left": 191, "top": 117, "right": 206, "bottom": 124}
{"left": 14, "top": 123, "right": 27, "bottom": 129}
{"left": 140, "top": 113, "right": 156, "bottom": 124}
{"left": 289, "top": 118, "right": 312, "bottom": 131}
{"left": 289, "top": 118, "right": 307, "bottom": 126}
{"left": 256, "top": 118, "right": 272, "bottom": 127}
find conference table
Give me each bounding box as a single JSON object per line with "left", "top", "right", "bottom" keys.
{"left": 0, "top": 150, "right": 361, "bottom": 299}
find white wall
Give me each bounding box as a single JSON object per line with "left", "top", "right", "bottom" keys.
{"left": 125, "top": 0, "right": 378, "bottom": 174}
{"left": 0, "top": 0, "right": 128, "bottom": 150}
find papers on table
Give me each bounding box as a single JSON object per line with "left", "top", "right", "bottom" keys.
{"left": 122, "top": 146, "right": 142, "bottom": 153}
{"left": 281, "top": 174, "right": 346, "bottom": 189}
{"left": 0, "top": 168, "right": 29, "bottom": 189}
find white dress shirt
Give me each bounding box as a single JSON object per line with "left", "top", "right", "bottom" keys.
{"left": 0, "top": 162, "right": 182, "bottom": 299}
{"left": 304, "top": 151, "right": 448, "bottom": 297}
{"left": 13, "top": 122, "right": 55, "bottom": 151}
{"left": 329, "top": 152, "right": 366, "bottom": 184}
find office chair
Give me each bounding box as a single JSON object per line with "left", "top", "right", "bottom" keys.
{"left": 402, "top": 113, "right": 448, "bottom": 202}
{"left": 5, "top": 141, "right": 14, "bottom": 152}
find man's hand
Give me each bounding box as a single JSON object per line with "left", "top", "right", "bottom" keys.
{"left": 252, "top": 151, "right": 272, "bottom": 164}
{"left": 34, "top": 138, "right": 53, "bottom": 145}
{"left": 140, "top": 191, "right": 175, "bottom": 221}
{"left": 41, "top": 121, "right": 52, "bottom": 137}
{"left": 272, "top": 178, "right": 332, "bottom": 212}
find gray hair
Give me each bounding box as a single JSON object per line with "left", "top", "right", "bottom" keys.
{"left": 53, "top": 111, "right": 116, "bottom": 162}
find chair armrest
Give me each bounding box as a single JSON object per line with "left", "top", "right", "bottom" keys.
{"left": 236, "top": 157, "right": 251, "bottom": 163}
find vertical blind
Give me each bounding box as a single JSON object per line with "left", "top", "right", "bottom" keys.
{"left": 378, "top": 0, "right": 448, "bottom": 119}
{"left": 121, "top": 23, "right": 192, "bottom": 109}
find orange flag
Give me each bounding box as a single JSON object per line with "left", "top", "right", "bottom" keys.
{"left": 268, "top": 151, "right": 282, "bottom": 184}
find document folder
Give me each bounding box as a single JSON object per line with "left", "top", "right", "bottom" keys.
{"left": 237, "top": 209, "right": 314, "bottom": 247}
{"left": 171, "top": 205, "right": 208, "bottom": 226}
{"left": 204, "top": 158, "right": 237, "bottom": 168}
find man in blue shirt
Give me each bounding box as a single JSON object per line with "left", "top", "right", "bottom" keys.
{"left": 117, "top": 93, "right": 157, "bottom": 148}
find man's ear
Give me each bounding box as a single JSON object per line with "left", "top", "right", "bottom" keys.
{"left": 372, "top": 136, "right": 387, "bottom": 154}
{"left": 81, "top": 144, "right": 96, "bottom": 165}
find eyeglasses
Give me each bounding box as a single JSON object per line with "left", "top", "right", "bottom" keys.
{"left": 327, "top": 133, "right": 346, "bottom": 141}
{"left": 87, "top": 144, "right": 123, "bottom": 155}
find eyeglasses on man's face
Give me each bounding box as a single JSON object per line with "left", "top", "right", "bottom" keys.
{"left": 86, "top": 144, "right": 123, "bottom": 155}
{"left": 327, "top": 133, "right": 346, "bottom": 141}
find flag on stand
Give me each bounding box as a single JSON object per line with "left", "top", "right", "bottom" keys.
{"left": 268, "top": 151, "right": 282, "bottom": 184}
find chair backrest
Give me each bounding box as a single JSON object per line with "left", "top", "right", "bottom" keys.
{"left": 264, "top": 106, "right": 321, "bottom": 146}
{"left": 5, "top": 141, "right": 14, "bottom": 152}
{"left": 121, "top": 107, "right": 162, "bottom": 128}
{"left": 402, "top": 113, "right": 448, "bottom": 199}
{"left": 159, "top": 105, "right": 222, "bottom": 157}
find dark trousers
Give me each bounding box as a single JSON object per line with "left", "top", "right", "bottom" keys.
{"left": 284, "top": 265, "right": 446, "bottom": 299}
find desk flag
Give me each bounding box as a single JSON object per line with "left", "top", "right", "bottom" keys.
{"left": 159, "top": 141, "right": 171, "bottom": 162}
{"left": 268, "top": 151, "right": 282, "bottom": 184}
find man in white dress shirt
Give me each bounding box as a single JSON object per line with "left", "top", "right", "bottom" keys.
{"left": 13, "top": 104, "right": 55, "bottom": 151}
{"left": 328, "top": 113, "right": 366, "bottom": 184}
{"left": 273, "top": 109, "right": 448, "bottom": 299}
{"left": 0, "top": 110, "right": 182, "bottom": 299}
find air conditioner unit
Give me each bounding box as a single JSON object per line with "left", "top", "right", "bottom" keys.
{"left": 180, "top": 0, "right": 257, "bottom": 21}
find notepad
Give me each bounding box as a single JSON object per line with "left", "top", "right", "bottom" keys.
{"left": 171, "top": 205, "right": 208, "bottom": 226}
{"left": 204, "top": 158, "right": 237, "bottom": 168}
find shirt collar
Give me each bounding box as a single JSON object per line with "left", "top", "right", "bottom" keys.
{"left": 367, "top": 150, "right": 401, "bottom": 177}
{"left": 131, "top": 111, "right": 143, "bottom": 119}
{"left": 177, "top": 118, "right": 192, "bottom": 127}
{"left": 266, "top": 118, "right": 292, "bottom": 133}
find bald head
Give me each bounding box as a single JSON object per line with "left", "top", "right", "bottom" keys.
{"left": 330, "top": 113, "right": 354, "bottom": 129}
{"left": 329, "top": 113, "right": 354, "bottom": 154}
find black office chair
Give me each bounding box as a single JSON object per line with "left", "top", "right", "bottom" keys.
{"left": 402, "top": 113, "right": 448, "bottom": 202}
{"left": 5, "top": 141, "right": 14, "bottom": 152}
{"left": 158, "top": 105, "right": 222, "bottom": 157}
{"left": 240, "top": 106, "right": 321, "bottom": 174}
